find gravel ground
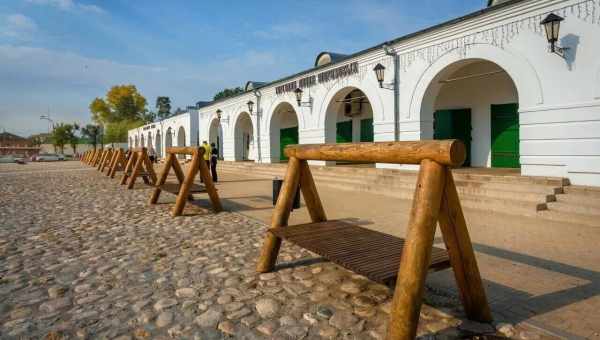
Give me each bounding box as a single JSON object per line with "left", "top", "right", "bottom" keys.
{"left": 0, "top": 162, "right": 558, "bottom": 339}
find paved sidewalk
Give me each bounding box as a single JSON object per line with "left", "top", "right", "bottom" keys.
{"left": 209, "top": 167, "right": 600, "bottom": 339}
{"left": 0, "top": 161, "right": 586, "bottom": 339}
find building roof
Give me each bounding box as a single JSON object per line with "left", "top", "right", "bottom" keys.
{"left": 314, "top": 52, "right": 350, "bottom": 67}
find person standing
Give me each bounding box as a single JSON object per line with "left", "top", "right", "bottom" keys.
{"left": 210, "top": 142, "right": 218, "bottom": 182}
{"left": 201, "top": 141, "right": 211, "bottom": 182}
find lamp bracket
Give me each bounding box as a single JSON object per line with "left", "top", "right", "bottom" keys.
{"left": 379, "top": 82, "right": 395, "bottom": 91}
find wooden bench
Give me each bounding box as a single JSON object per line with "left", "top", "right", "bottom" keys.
{"left": 149, "top": 147, "right": 222, "bottom": 216}
{"left": 119, "top": 147, "right": 157, "bottom": 189}
{"left": 256, "top": 140, "right": 492, "bottom": 340}
{"left": 98, "top": 148, "right": 114, "bottom": 172}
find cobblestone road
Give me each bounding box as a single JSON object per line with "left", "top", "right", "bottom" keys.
{"left": 0, "top": 162, "right": 559, "bottom": 339}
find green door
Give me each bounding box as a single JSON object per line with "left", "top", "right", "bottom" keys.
{"left": 434, "top": 109, "right": 472, "bottom": 166}
{"left": 491, "top": 103, "right": 520, "bottom": 168}
{"left": 280, "top": 126, "right": 299, "bottom": 161}
{"left": 336, "top": 120, "right": 353, "bottom": 143}
{"left": 360, "top": 118, "right": 374, "bottom": 142}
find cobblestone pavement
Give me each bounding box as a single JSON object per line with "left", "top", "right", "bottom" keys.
{"left": 0, "top": 162, "right": 560, "bottom": 339}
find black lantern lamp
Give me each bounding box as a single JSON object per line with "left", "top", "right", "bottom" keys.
{"left": 373, "top": 63, "right": 386, "bottom": 88}
{"left": 294, "top": 88, "right": 303, "bottom": 106}
{"left": 294, "top": 88, "right": 312, "bottom": 107}
{"left": 540, "top": 13, "right": 569, "bottom": 58}
{"left": 247, "top": 100, "right": 254, "bottom": 114}
{"left": 216, "top": 109, "right": 222, "bottom": 120}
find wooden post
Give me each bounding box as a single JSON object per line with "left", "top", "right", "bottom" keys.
{"left": 256, "top": 156, "right": 302, "bottom": 273}
{"left": 100, "top": 149, "right": 113, "bottom": 173}
{"left": 105, "top": 149, "right": 118, "bottom": 176}
{"left": 96, "top": 149, "right": 107, "bottom": 169}
{"left": 298, "top": 160, "right": 327, "bottom": 223}
{"left": 197, "top": 150, "right": 222, "bottom": 213}
{"left": 108, "top": 149, "right": 124, "bottom": 178}
{"left": 386, "top": 159, "right": 446, "bottom": 340}
{"left": 171, "top": 150, "right": 200, "bottom": 216}
{"left": 143, "top": 149, "right": 157, "bottom": 184}
{"left": 438, "top": 168, "right": 492, "bottom": 323}
{"left": 120, "top": 150, "right": 137, "bottom": 185}
{"left": 149, "top": 153, "right": 175, "bottom": 204}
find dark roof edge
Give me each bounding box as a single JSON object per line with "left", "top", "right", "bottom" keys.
{"left": 200, "top": 0, "right": 525, "bottom": 110}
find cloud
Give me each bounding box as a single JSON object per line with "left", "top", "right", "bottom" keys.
{"left": 25, "top": 0, "right": 105, "bottom": 14}
{"left": 253, "top": 22, "right": 314, "bottom": 40}
{"left": 0, "top": 44, "right": 287, "bottom": 135}
{"left": 0, "top": 14, "right": 37, "bottom": 39}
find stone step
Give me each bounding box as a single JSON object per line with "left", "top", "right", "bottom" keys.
{"left": 563, "top": 185, "right": 600, "bottom": 197}
{"left": 537, "top": 210, "right": 600, "bottom": 227}
{"left": 219, "top": 164, "right": 560, "bottom": 194}
{"left": 546, "top": 201, "right": 600, "bottom": 216}
{"left": 555, "top": 193, "right": 600, "bottom": 208}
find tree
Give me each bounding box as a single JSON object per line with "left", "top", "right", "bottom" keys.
{"left": 51, "top": 123, "right": 78, "bottom": 154}
{"left": 81, "top": 124, "right": 101, "bottom": 150}
{"left": 213, "top": 87, "right": 244, "bottom": 101}
{"left": 156, "top": 96, "right": 172, "bottom": 121}
{"left": 89, "top": 85, "right": 149, "bottom": 125}
{"left": 68, "top": 124, "right": 80, "bottom": 155}
{"left": 104, "top": 120, "right": 144, "bottom": 144}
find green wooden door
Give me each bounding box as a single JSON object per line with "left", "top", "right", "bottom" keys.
{"left": 280, "top": 126, "right": 299, "bottom": 161}
{"left": 491, "top": 103, "right": 520, "bottom": 168}
{"left": 434, "top": 109, "right": 472, "bottom": 166}
{"left": 360, "top": 118, "right": 374, "bottom": 142}
{"left": 336, "top": 120, "right": 353, "bottom": 143}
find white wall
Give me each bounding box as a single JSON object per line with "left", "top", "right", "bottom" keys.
{"left": 142, "top": 0, "right": 600, "bottom": 186}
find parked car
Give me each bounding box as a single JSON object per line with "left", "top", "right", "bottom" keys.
{"left": 0, "top": 155, "right": 15, "bottom": 163}
{"left": 13, "top": 154, "right": 26, "bottom": 164}
{"left": 57, "top": 154, "right": 66, "bottom": 161}
{"left": 36, "top": 153, "right": 61, "bottom": 162}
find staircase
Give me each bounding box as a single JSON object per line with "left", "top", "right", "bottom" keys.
{"left": 218, "top": 162, "right": 575, "bottom": 219}
{"left": 539, "top": 185, "right": 600, "bottom": 227}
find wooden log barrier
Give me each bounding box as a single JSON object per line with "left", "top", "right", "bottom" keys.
{"left": 256, "top": 140, "right": 491, "bottom": 340}
{"left": 99, "top": 148, "right": 114, "bottom": 173}
{"left": 149, "top": 147, "right": 222, "bottom": 216}
{"left": 108, "top": 149, "right": 129, "bottom": 178}
{"left": 118, "top": 147, "right": 157, "bottom": 189}
{"left": 85, "top": 149, "right": 94, "bottom": 164}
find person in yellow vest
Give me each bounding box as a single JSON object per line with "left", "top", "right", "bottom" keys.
{"left": 201, "top": 141, "right": 211, "bottom": 182}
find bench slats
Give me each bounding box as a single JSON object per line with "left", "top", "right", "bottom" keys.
{"left": 270, "top": 220, "right": 450, "bottom": 285}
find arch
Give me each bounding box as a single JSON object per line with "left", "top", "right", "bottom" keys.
{"left": 155, "top": 131, "right": 162, "bottom": 158}
{"left": 419, "top": 58, "right": 520, "bottom": 168}
{"left": 129, "top": 137, "right": 133, "bottom": 148}
{"left": 165, "top": 127, "right": 173, "bottom": 149}
{"left": 134, "top": 135, "right": 139, "bottom": 148}
{"left": 318, "top": 77, "right": 385, "bottom": 130}
{"left": 208, "top": 117, "right": 224, "bottom": 159}
{"left": 234, "top": 111, "right": 254, "bottom": 161}
{"left": 595, "top": 65, "right": 600, "bottom": 99}
{"left": 177, "top": 126, "right": 186, "bottom": 147}
{"left": 409, "top": 43, "right": 543, "bottom": 120}
{"left": 140, "top": 134, "right": 145, "bottom": 148}
{"left": 269, "top": 102, "right": 299, "bottom": 163}
{"left": 147, "top": 131, "right": 152, "bottom": 150}
{"left": 322, "top": 86, "right": 376, "bottom": 145}
{"left": 177, "top": 126, "right": 186, "bottom": 159}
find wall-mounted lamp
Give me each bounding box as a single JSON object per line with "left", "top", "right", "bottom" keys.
{"left": 540, "top": 13, "right": 569, "bottom": 59}
{"left": 216, "top": 109, "right": 229, "bottom": 124}
{"left": 294, "top": 88, "right": 312, "bottom": 107}
{"left": 373, "top": 63, "right": 395, "bottom": 90}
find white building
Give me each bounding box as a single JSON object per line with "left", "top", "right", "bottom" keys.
{"left": 130, "top": 0, "right": 600, "bottom": 186}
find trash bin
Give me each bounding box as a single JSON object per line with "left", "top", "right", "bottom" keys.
{"left": 273, "top": 178, "right": 300, "bottom": 210}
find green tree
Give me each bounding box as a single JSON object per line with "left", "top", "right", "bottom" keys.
{"left": 104, "top": 120, "right": 144, "bottom": 144}
{"left": 68, "top": 124, "right": 80, "bottom": 155}
{"left": 156, "top": 96, "right": 172, "bottom": 121}
{"left": 213, "top": 87, "right": 244, "bottom": 101}
{"left": 81, "top": 124, "right": 101, "bottom": 150}
{"left": 51, "top": 123, "right": 78, "bottom": 154}
{"left": 89, "top": 85, "right": 149, "bottom": 124}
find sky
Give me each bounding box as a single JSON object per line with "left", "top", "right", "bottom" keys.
{"left": 0, "top": 0, "right": 484, "bottom": 136}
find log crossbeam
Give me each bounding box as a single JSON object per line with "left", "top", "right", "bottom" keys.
{"left": 256, "top": 140, "right": 491, "bottom": 340}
